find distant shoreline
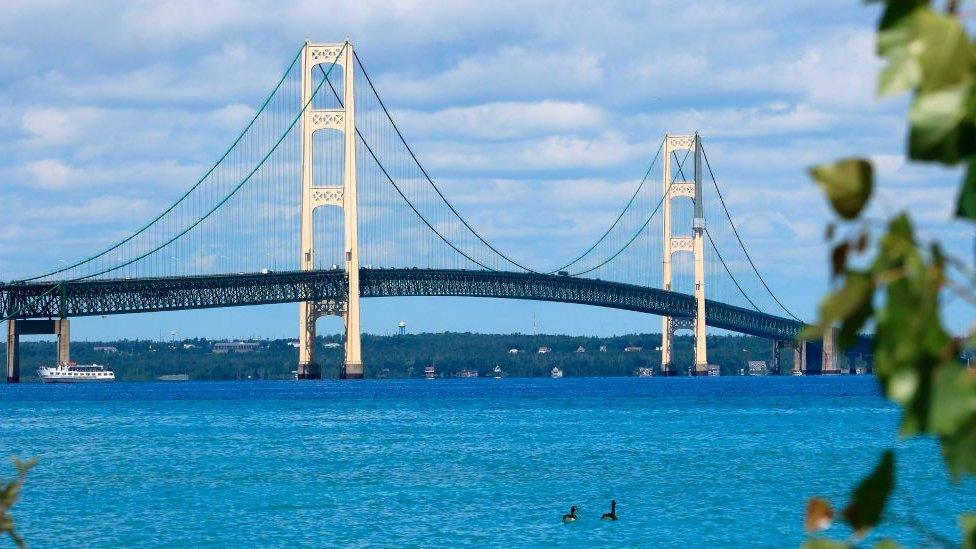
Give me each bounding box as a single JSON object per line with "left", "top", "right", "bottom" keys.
{"left": 3, "top": 331, "right": 868, "bottom": 381}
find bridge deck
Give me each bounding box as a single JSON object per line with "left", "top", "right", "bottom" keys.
{"left": 0, "top": 269, "right": 803, "bottom": 340}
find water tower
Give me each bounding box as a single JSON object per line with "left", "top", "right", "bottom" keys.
{"left": 398, "top": 321, "right": 406, "bottom": 336}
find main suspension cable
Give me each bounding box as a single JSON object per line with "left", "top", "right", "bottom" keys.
{"left": 19, "top": 43, "right": 306, "bottom": 283}
{"left": 699, "top": 143, "right": 802, "bottom": 322}
{"left": 318, "top": 64, "right": 499, "bottom": 271}
{"left": 569, "top": 150, "right": 689, "bottom": 276}
{"left": 549, "top": 138, "right": 665, "bottom": 273}
{"left": 670, "top": 148, "right": 759, "bottom": 311}
{"left": 704, "top": 228, "right": 760, "bottom": 311}
{"left": 71, "top": 43, "right": 347, "bottom": 281}
{"left": 353, "top": 52, "right": 538, "bottom": 273}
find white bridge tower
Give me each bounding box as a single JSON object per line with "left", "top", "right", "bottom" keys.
{"left": 298, "top": 40, "right": 364, "bottom": 379}
{"left": 660, "top": 133, "right": 708, "bottom": 376}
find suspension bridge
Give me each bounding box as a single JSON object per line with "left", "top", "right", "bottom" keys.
{"left": 1, "top": 40, "right": 838, "bottom": 382}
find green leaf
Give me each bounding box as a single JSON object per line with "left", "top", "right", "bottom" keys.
{"left": 874, "top": 539, "right": 903, "bottom": 549}
{"left": 955, "top": 160, "right": 976, "bottom": 220}
{"left": 876, "top": 1, "right": 925, "bottom": 96}
{"left": 802, "top": 540, "right": 850, "bottom": 549}
{"left": 878, "top": 39, "right": 922, "bottom": 97}
{"left": 908, "top": 79, "right": 976, "bottom": 164}
{"left": 961, "top": 513, "right": 976, "bottom": 549}
{"left": 941, "top": 414, "right": 976, "bottom": 480}
{"left": 842, "top": 450, "right": 895, "bottom": 536}
{"left": 929, "top": 364, "right": 976, "bottom": 436}
{"left": 876, "top": 5, "right": 975, "bottom": 97}
{"left": 809, "top": 158, "right": 874, "bottom": 219}
{"left": 876, "top": 0, "right": 925, "bottom": 57}
{"left": 0, "top": 457, "right": 34, "bottom": 549}
{"left": 871, "top": 216, "right": 955, "bottom": 436}
{"left": 912, "top": 9, "right": 976, "bottom": 93}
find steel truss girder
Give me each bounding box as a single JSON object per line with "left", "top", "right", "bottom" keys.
{"left": 1, "top": 269, "right": 803, "bottom": 340}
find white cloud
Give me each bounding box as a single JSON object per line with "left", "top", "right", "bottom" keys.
{"left": 419, "top": 132, "right": 650, "bottom": 171}
{"left": 376, "top": 46, "right": 604, "bottom": 105}
{"left": 12, "top": 158, "right": 206, "bottom": 191}
{"left": 639, "top": 103, "right": 838, "bottom": 138}
{"left": 714, "top": 28, "right": 879, "bottom": 109}
{"left": 20, "top": 195, "right": 154, "bottom": 224}
{"left": 22, "top": 158, "right": 73, "bottom": 188}
{"left": 394, "top": 101, "right": 604, "bottom": 140}
{"left": 21, "top": 107, "right": 101, "bottom": 145}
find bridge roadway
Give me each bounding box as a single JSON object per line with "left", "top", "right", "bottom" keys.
{"left": 0, "top": 268, "right": 803, "bottom": 341}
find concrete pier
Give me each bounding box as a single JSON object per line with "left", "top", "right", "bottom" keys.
{"left": 789, "top": 328, "right": 840, "bottom": 375}
{"left": 297, "top": 362, "right": 322, "bottom": 380}
{"left": 771, "top": 340, "right": 782, "bottom": 375}
{"left": 6, "top": 320, "right": 19, "bottom": 383}
{"left": 792, "top": 340, "right": 806, "bottom": 375}
{"left": 4, "top": 318, "right": 70, "bottom": 383}
{"left": 57, "top": 318, "right": 70, "bottom": 364}
{"left": 820, "top": 327, "right": 840, "bottom": 374}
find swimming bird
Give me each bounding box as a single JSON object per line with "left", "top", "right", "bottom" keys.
{"left": 562, "top": 505, "right": 578, "bottom": 523}
{"left": 601, "top": 500, "right": 618, "bottom": 521}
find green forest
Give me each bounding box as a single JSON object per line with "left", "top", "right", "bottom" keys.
{"left": 0, "top": 332, "right": 839, "bottom": 381}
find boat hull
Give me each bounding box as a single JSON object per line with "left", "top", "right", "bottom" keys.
{"left": 39, "top": 376, "right": 116, "bottom": 383}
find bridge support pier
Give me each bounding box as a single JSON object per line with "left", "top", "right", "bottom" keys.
{"left": 792, "top": 340, "right": 806, "bottom": 375}
{"left": 5, "top": 318, "right": 70, "bottom": 383}
{"left": 57, "top": 317, "right": 70, "bottom": 364}
{"left": 297, "top": 304, "right": 321, "bottom": 380}
{"left": 821, "top": 327, "right": 840, "bottom": 374}
{"left": 770, "top": 340, "right": 783, "bottom": 375}
{"left": 6, "top": 321, "right": 18, "bottom": 383}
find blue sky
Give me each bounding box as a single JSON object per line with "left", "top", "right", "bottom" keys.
{"left": 1, "top": 1, "right": 972, "bottom": 341}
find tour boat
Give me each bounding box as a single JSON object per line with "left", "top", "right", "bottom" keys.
{"left": 37, "top": 362, "right": 115, "bottom": 383}
{"left": 550, "top": 366, "right": 564, "bottom": 379}
{"left": 424, "top": 365, "right": 436, "bottom": 379}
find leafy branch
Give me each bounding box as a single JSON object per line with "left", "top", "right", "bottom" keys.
{"left": 0, "top": 457, "right": 36, "bottom": 549}
{"left": 802, "top": 0, "right": 976, "bottom": 546}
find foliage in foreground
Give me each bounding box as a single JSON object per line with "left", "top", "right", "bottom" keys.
{"left": 0, "top": 458, "right": 35, "bottom": 549}
{"left": 803, "top": 0, "right": 976, "bottom": 546}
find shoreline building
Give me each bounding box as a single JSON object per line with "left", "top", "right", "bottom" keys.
{"left": 212, "top": 341, "right": 261, "bottom": 354}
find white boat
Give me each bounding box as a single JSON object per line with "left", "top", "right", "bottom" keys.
{"left": 492, "top": 365, "right": 503, "bottom": 379}
{"left": 37, "top": 362, "right": 115, "bottom": 383}
{"left": 424, "top": 365, "right": 436, "bottom": 379}
{"left": 550, "top": 366, "right": 564, "bottom": 379}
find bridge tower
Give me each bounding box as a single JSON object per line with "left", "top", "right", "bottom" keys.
{"left": 297, "top": 40, "right": 364, "bottom": 379}
{"left": 660, "top": 133, "right": 708, "bottom": 376}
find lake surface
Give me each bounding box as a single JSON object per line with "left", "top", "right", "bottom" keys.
{"left": 1, "top": 377, "right": 973, "bottom": 547}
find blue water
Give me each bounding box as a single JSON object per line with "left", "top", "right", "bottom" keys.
{"left": 1, "top": 377, "right": 973, "bottom": 548}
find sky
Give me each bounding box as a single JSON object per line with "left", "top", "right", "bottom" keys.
{"left": 0, "top": 0, "right": 973, "bottom": 342}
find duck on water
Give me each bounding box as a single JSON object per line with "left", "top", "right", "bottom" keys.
{"left": 562, "top": 506, "right": 578, "bottom": 523}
